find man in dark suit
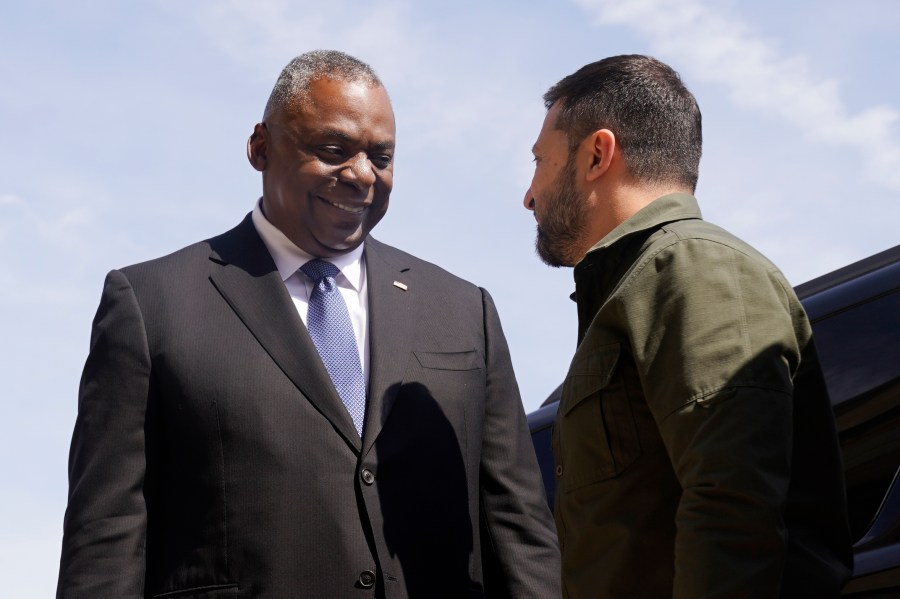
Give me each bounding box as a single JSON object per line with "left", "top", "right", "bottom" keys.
{"left": 57, "top": 50, "right": 560, "bottom": 598}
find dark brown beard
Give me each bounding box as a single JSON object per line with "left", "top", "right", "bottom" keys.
{"left": 535, "top": 153, "right": 588, "bottom": 267}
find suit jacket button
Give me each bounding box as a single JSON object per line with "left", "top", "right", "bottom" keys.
{"left": 361, "top": 468, "right": 375, "bottom": 485}
{"left": 358, "top": 570, "right": 376, "bottom": 588}
{"left": 555, "top": 465, "right": 563, "bottom": 477}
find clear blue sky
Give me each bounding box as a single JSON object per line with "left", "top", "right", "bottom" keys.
{"left": 2, "top": 1, "right": 898, "bottom": 594}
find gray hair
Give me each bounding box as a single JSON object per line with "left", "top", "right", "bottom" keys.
{"left": 263, "top": 50, "right": 384, "bottom": 119}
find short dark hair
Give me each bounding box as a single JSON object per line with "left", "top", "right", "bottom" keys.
{"left": 544, "top": 54, "right": 702, "bottom": 191}
{"left": 263, "top": 50, "right": 384, "bottom": 119}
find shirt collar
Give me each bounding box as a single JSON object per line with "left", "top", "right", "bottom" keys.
{"left": 251, "top": 198, "right": 365, "bottom": 291}
{"left": 570, "top": 193, "right": 703, "bottom": 303}
{"left": 584, "top": 192, "right": 702, "bottom": 256}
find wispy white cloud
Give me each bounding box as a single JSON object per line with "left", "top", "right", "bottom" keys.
{"left": 163, "top": 0, "right": 544, "bottom": 181}
{"left": 0, "top": 193, "right": 23, "bottom": 206}
{"left": 0, "top": 191, "right": 104, "bottom": 306}
{"left": 575, "top": 0, "right": 900, "bottom": 191}
{"left": 0, "top": 192, "right": 94, "bottom": 245}
{"left": 164, "top": 0, "right": 418, "bottom": 80}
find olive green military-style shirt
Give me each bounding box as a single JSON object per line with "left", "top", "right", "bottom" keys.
{"left": 554, "top": 193, "right": 852, "bottom": 598}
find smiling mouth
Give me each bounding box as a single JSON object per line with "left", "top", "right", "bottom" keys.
{"left": 323, "top": 197, "right": 366, "bottom": 214}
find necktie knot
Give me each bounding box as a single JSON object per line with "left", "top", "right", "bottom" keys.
{"left": 301, "top": 259, "right": 341, "bottom": 286}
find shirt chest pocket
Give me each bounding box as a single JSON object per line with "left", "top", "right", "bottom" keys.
{"left": 555, "top": 342, "right": 642, "bottom": 492}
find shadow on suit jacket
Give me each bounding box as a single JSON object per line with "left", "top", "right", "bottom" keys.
{"left": 374, "top": 382, "right": 479, "bottom": 597}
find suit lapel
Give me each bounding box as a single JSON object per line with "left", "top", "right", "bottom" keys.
{"left": 206, "top": 215, "right": 361, "bottom": 451}
{"left": 362, "top": 237, "right": 417, "bottom": 455}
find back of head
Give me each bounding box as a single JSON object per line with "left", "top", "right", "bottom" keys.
{"left": 544, "top": 54, "right": 702, "bottom": 192}
{"left": 263, "top": 50, "right": 384, "bottom": 120}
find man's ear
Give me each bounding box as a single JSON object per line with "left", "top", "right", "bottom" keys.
{"left": 585, "top": 129, "right": 616, "bottom": 182}
{"left": 247, "top": 123, "right": 268, "bottom": 172}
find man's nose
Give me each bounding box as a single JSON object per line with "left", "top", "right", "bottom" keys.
{"left": 340, "top": 153, "right": 377, "bottom": 189}
{"left": 523, "top": 187, "right": 535, "bottom": 211}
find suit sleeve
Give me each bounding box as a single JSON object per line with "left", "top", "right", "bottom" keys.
{"left": 477, "top": 288, "right": 562, "bottom": 599}
{"left": 57, "top": 270, "right": 151, "bottom": 598}
{"left": 622, "top": 239, "right": 798, "bottom": 598}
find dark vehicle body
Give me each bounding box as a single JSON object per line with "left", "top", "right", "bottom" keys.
{"left": 527, "top": 244, "right": 900, "bottom": 597}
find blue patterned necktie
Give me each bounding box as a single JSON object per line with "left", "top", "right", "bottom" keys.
{"left": 300, "top": 259, "right": 366, "bottom": 437}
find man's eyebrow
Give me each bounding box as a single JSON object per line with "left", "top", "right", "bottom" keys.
{"left": 370, "top": 141, "right": 395, "bottom": 152}
{"left": 531, "top": 144, "right": 538, "bottom": 155}
{"left": 320, "top": 129, "right": 354, "bottom": 142}
{"left": 320, "top": 129, "right": 395, "bottom": 151}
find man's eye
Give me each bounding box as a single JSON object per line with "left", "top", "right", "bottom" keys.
{"left": 319, "top": 146, "right": 345, "bottom": 159}
{"left": 371, "top": 155, "right": 393, "bottom": 169}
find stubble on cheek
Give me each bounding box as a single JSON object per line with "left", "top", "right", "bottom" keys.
{"left": 534, "top": 160, "right": 587, "bottom": 267}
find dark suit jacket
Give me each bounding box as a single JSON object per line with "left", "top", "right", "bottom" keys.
{"left": 57, "top": 215, "right": 560, "bottom": 599}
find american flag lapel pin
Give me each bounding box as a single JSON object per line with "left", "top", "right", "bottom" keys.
{"left": 393, "top": 281, "right": 408, "bottom": 291}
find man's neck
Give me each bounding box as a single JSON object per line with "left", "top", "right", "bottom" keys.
{"left": 595, "top": 180, "right": 691, "bottom": 239}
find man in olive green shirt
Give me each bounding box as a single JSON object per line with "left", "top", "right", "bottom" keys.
{"left": 523, "top": 55, "right": 852, "bottom": 597}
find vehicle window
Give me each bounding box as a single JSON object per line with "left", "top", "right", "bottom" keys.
{"left": 813, "top": 287, "right": 900, "bottom": 540}
{"left": 813, "top": 288, "right": 900, "bottom": 406}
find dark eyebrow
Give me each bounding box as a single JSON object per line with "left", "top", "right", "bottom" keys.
{"left": 320, "top": 129, "right": 395, "bottom": 152}
{"left": 321, "top": 129, "right": 355, "bottom": 143}
{"left": 370, "top": 141, "right": 395, "bottom": 152}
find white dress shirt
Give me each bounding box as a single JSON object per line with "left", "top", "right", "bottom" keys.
{"left": 251, "top": 199, "right": 370, "bottom": 381}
